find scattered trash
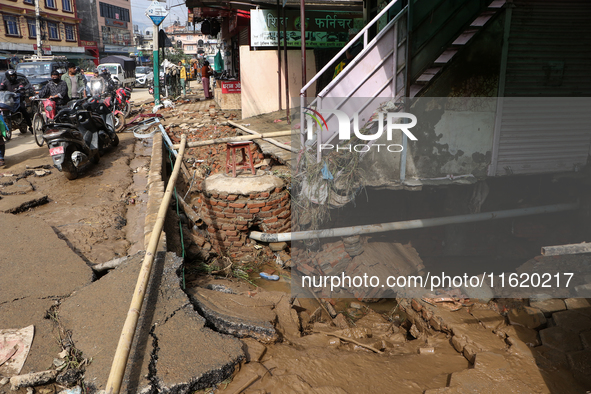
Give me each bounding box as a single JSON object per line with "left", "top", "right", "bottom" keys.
{"left": 0, "top": 325, "right": 34, "bottom": 376}
{"left": 57, "top": 386, "right": 82, "bottom": 394}
{"left": 152, "top": 104, "right": 163, "bottom": 113}
{"left": 273, "top": 119, "right": 283, "bottom": 123}
{"left": 259, "top": 272, "right": 279, "bottom": 281}
{"left": 419, "top": 347, "right": 435, "bottom": 355}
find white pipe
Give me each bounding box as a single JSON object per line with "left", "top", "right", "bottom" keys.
{"left": 249, "top": 202, "right": 579, "bottom": 242}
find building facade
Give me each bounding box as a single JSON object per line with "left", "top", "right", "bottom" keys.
{"left": 0, "top": 0, "right": 83, "bottom": 56}
{"left": 75, "top": 0, "right": 133, "bottom": 58}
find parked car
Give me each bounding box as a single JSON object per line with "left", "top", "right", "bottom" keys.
{"left": 135, "top": 66, "right": 153, "bottom": 88}
{"left": 15, "top": 56, "right": 68, "bottom": 92}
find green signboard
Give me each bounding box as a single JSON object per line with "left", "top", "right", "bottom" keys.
{"left": 250, "top": 9, "right": 363, "bottom": 48}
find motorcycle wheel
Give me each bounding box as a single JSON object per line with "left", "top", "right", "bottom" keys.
{"left": 114, "top": 112, "right": 125, "bottom": 132}
{"left": 111, "top": 133, "right": 119, "bottom": 147}
{"left": 19, "top": 123, "right": 28, "bottom": 135}
{"left": 33, "top": 114, "right": 45, "bottom": 147}
{"left": 3, "top": 126, "right": 12, "bottom": 141}
{"left": 62, "top": 154, "right": 78, "bottom": 180}
{"left": 123, "top": 102, "right": 131, "bottom": 118}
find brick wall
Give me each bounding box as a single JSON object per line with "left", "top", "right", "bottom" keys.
{"left": 197, "top": 186, "right": 291, "bottom": 259}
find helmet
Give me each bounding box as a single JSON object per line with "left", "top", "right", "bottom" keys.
{"left": 100, "top": 67, "right": 109, "bottom": 74}
{"left": 6, "top": 69, "right": 17, "bottom": 82}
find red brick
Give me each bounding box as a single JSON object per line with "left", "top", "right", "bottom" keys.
{"left": 266, "top": 202, "right": 280, "bottom": 210}
{"left": 227, "top": 236, "right": 241, "bottom": 242}
{"left": 223, "top": 207, "right": 235, "bottom": 213}
{"left": 207, "top": 227, "right": 217, "bottom": 234}
{"left": 247, "top": 202, "right": 265, "bottom": 208}
{"left": 274, "top": 187, "right": 283, "bottom": 193}
{"left": 278, "top": 210, "right": 291, "bottom": 220}
{"left": 229, "top": 202, "right": 246, "bottom": 208}
{"left": 273, "top": 207, "right": 287, "bottom": 216}
{"left": 211, "top": 193, "right": 219, "bottom": 198}
{"left": 233, "top": 241, "right": 244, "bottom": 247}
{"left": 259, "top": 192, "right": 270, "bottom": 198}
{"left": 222, "top": 223, "right": 236, "bottom": 230}
{"left": 259, "top": 212, "right": 273, "bottom": 218}
{"left": 280, "top": 193, "right": 289, "bottom": 201}
{"left": 216, "top": 201, "right": 228, "bottom": 207}
{"left": 208, "top": 200, "right": 217, "bottom": 206}
{"left": 281, "top": 200, "right": 289, "bottom": 207}
{"left": 227, "top": 194, "right": 238, "bottom": 201}
{"left": 249, "top": 208, "right": 260, "bottom": 214}
{"left": 235, "top": 220, "right": 249, "bottom": 225}
{"left": 236, "top": 225, "right": 248, "bottom": 231}
{"left": 234, "top": 208, "right": 249, "bottom": 214}
{"left": 249, "top": 194, "right": 257, "bottom": 199}
{"left": 212, "top": 205, "right": 224, "bottom": 213}
{"left": 241, "top": 246, "right": 253, "bottom": 252}
{"left": 224, "top": 213, "right": 237, "bottom": 218}
{"left": 261, "top": 206, "right": 273, "bottom": 212}
{"left": 225, "top": 230, "right": 238, "bottom": 236}
{"left": 264, "top": 217, "right": 278, "bottom": 224}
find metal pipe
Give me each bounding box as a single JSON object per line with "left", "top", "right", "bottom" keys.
{"left": 300, "top": 0, "right": 307, "bottom": 98}
{"left": 104, "top": 135, "right": 187, "bottom": 394}
{"left": 283, "top": 4, "right": 290, "bottom": 123}
{"left": 249, "top": 202, "right": 579, "bottom": 242}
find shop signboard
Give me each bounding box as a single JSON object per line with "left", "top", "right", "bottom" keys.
{"left": 221, "top": 81, "right": 241, "bottom": 94}
{"left": 250, "top": 9, "right": 362, "bottom": 48}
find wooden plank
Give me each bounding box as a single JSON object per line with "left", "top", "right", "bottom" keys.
{"left": 542, "top": 242, "right": 591, "bottom": 256}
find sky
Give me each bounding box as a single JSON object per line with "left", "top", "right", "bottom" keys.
{"left": 131, "top": 0, "right": 189, "bottom": 35}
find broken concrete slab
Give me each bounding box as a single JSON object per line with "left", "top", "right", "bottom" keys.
{"left": 469, "top": 308, "right": 505, "bottom": 330}
{"left": 529, "top": 298, "right": 566, "bottom": 316}
{"left": 0, "top": 178, "right": 34, "bottom": 195}
{"left": 473, "top": 351, "right": 510, "bottom": 370}
{"left": 0, "top": 213, "right": 93, "bottom": 303}
{"left": 0, "top": 192, "right": 48, "bottom": 213}
{"left": 552, "top": 310, "right": 591, "bottom": 333}
{"left": 241, "top": 338, "right": 267, "bottom": 363}
{"left": 186, "top": 287, "right": 278, "bottom": 343}
{"left": 539, "top": 326, "right": 583, "bottom": 353}
{"left": 204, "top": 173, "right": 283, "bottom": 195}
{"left": 59, "top": 252, "right": 244, "bottom": 393}
{"left": 507, "top": 306, "right": 547, "bottom": 329}
{"left": 495, "top": 324, "right": 540, "bottom": 347}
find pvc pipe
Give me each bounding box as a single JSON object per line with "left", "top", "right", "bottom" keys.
{"left": 249, "top": 202, "right": 579, "bottom": 243}
{"left": 104, "top": 134, "right": 187, "bottom": 394}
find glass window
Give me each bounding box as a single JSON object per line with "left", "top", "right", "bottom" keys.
{"left": 65, "top": 24, "right": 75, "bottom": 41}
{"left": 24, "top": 0, "right": 34, "bottom": 4}
{"left": 27, "top": 19, "right": 36, "bottom": 38}
{"left": 62, "top": 0, "right": 71, "bottom": 12}
{"left": 3, "top": 15, "right": 20, "bottom": 36}
{"left": 46, "top": 0, "right": 56, "bottom": 8}
{"left": 47, "top": 22, "right": 59, "bottom": 40}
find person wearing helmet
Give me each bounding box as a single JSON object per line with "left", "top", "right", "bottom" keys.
{"left": 38, "top": 70, "right": 69, "bottom": 107}
{"left": 0, "top": 69, "right": 33, "bottom": 132}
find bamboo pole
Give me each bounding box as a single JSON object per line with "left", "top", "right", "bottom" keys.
{"left": 171, "top": 130, "right": 292, "bottom": 150}
{"left": 104, "top": 134, "right": 187, "bottom": 394}
{"left": 227, "top": 120, "right": 296, "bottom": 153}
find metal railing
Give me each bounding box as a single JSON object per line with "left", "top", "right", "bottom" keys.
{"left": 299, "top": 0, "right": 407, "bottom": 153}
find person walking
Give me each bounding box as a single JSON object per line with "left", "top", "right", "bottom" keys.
{"left": 179, "top": 61, "right": 187, "bottom": 97}
{"left": 201, "top": 61, "right": 212, "bottom": 99}
{"left": 62, "top": 63, "right": 87, "bottom": 100}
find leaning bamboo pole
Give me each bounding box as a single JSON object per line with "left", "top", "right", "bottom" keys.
{"left": 228, "top": 120, "right": 297, "bottom": 153}
{"left": 171, "top": 130, "right": 291, "bottom": 150}
{"left": 104, "top": 134, "right": 187, "bottom": 394}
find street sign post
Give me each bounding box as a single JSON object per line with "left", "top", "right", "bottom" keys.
{"left": 145, "top": 1, "right": 169, "bottom": 106}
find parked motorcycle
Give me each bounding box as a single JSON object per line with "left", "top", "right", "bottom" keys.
{"left": 0, "top": 89, "right": 28, "bottom": 140}
{"left": 31, "top": 97, "right": 57, "bottom": 147}
{"left": 88, "top": 79, "right": 125, "bottom": 132}
{"left": 43, "top": 98, "right": 119, "bottom": 180}
{"left": 113, "top": 77, "right": 132, "bottom": 117}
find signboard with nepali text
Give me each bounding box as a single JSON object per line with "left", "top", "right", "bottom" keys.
{"left": 250, "top": 9, "right": 363, "bottom": 48}
{"left": 221, "top": 81, "right": 241, "bottom": 94}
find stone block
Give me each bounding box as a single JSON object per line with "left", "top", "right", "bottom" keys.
{"left": 580, "top": 330, "right": 591, "bottom": 349}
{"left": 529, "top": 298, "right": 566, "bottom": 316}
{"left": 474, "top": 351, "right": 510, "bottom": 370}
{"left": 564, "top": 298, "right": 591, "bottom": 311}
{"left": 507, "top": 306, "right": 547, "bottom": 329}
{"left": 540, "top": 326, "right": 583, "bottom": 353}
{"left": 567, "top": 349, "right": 591, "bottom": 388}
{"left": 496, "top": 324, "right": 540, "bottom": 347}
{"left": 552, "top": 310, "right": 591, "bottom": 333}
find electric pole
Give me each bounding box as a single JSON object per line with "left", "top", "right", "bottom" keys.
{"left": 35, "top": 0, "right": 42, "bottom": 56}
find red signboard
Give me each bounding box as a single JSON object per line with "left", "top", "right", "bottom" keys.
{"left": 221, "top": 81, "right": 241, "bottom": 94}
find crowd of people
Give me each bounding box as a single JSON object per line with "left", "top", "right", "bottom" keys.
{"left": 0, "top": 62, "right": 118, "bottom": 167}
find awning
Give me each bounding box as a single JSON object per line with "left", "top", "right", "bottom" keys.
{"left": 53, "top": 53, "right": 97, "bottom": 60}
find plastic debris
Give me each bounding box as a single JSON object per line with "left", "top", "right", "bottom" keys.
{"left": 260, "top": 272, "right": 280, "bottom": 281}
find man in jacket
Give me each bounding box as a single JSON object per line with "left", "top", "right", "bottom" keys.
{"left": 0, "top": 69, "right": 33, "bottom": 132}
{"left": 38, "top": 70, "right": 69, "bottom": 107}
{"left": 62, "top": 63, "right": 87, "bottom": 100}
